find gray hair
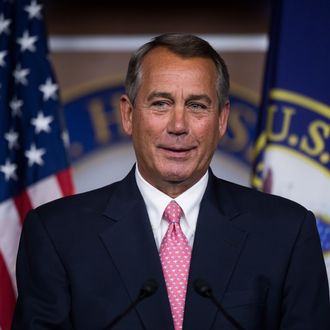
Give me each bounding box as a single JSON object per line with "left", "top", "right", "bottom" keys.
{"left": 124, "top": 33, "right": 230, "bottom": 109}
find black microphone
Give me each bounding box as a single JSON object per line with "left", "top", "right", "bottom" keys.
{"left": 194, "top": 279, "right": 245, "bottom": 330}
{"left": 106, "top": 279, "right": 158, "bottom": 329}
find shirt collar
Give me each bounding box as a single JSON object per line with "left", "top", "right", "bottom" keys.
{"left": 135, "top": 165, "right": 208, "bottom": 229}
{"left": 175, "top": 171, "right": 208, "bottom": 224}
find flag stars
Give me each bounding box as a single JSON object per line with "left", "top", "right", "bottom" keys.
{"left": 0, "top": 159, "right": 18, "bottom": 181}
{"left": 17, "top": 30, "right": 38, "bottom": 52}
{"left": 39, "top": 77, "right": 58, "bottom": 101}
{"left": 13, "top": 63, "right": 30, "bottom": 85}
{"left": 0, "top": 14, "right": 11, "bottom": 35}
{"left": 31, "top": 111, "right": 53, "bottom": 134}
{"left": 4, "top": 129, "right": 19, "bottom": 149}
{"left": 24, "top": 0, "right": 43, "bottom": 20}
{"left": 25, "top": 143, "right": 46, "bottom": 166}
{"left": 9, "top": 96, "right": 24, "bottom": 117}
{"left": 0, "top": 51, "right": 7, "bottom": 67}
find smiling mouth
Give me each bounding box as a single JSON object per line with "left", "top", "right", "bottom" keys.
{"left": 159, "top": 146, "right": 196, "bottom": 157}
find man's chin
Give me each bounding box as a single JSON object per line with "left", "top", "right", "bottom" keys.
{"left": 161, "top": 170, "right": 195, "bottom": 185}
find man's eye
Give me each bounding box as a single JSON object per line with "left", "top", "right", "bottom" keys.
{"left": 188, "top": 103, "right": 208, "bottom": 111}
{"left": 151, "top": 101, "right": 170, "bottom": 110}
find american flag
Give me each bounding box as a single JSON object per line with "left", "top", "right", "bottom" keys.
{"left": 0, "top": 1, "right": 74, "bottom": 329}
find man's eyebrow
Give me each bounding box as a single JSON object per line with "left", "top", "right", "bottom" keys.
{"left": 147, "top": 92, "right": 173, "bottom": 101}
{"left": 147, "top": 92, "right": 212, "bottom": 104}
{"left": 186, "top": 94, "right": 212, "bottom": 104}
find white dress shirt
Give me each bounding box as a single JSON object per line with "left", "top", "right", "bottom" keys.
{"left": 135, "top": 166, "right": 208, "bottom": 250}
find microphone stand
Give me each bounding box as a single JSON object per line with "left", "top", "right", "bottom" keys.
{"left": 106, "top": 279, "right": 158, "bottom": 329}
{"left": 194, "top": 279, "right": 245, "bottom": 330}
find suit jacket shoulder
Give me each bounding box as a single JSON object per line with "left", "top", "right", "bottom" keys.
{"left": 206, "top": 173, "right": 311, "bottom": 232}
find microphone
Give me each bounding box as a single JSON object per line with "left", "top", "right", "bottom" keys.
{"left": 194, "top": 279, "right": 245, "bottom": 330}
{"left": 106, "top": 279, "right": 158, "bottom": 329}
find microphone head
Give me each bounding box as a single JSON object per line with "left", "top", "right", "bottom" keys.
{"left": 140, "top": 279, "right": 158, "bottom": 299}
{"left": 194, "top": 279, "right": 212, "bottom": 298}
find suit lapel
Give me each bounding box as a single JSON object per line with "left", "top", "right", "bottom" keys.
{"left": 99, "top": 170, "right": 174, "bottom": 330}
{"left": 98, "top": 168, "right": 248, "bottom": 330}
{"left": 183, "top": 173, "right": 248, "bottom": 330}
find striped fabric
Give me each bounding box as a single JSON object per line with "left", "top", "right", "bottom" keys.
{"left": 0, "top": 1, "right": 74, "bottom": 329}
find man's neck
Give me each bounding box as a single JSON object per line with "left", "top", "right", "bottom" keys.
{"left": 135, "top": 164, "right": 209, "bottom": 198}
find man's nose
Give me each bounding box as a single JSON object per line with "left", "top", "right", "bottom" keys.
{"left": 167, "top": 107, "right": 188, "bottom": 135}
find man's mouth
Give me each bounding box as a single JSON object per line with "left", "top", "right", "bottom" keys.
{"left": 158, "top": 145, "right": 197, "bottom": 158}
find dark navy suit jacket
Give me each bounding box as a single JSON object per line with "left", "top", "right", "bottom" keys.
{"left": 12, "top": 167, "right": 330, "bottom": 329}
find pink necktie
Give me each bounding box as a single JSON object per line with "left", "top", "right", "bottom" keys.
{"left": 159, "top": 201, "right": 192, "bottom": 330}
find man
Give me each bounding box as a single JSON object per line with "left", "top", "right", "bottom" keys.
{"left": 12, "top": 33, "right": 330, "bottom": 329}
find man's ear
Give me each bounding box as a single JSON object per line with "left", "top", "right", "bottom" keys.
{"left": 119, "top": 94, "right": 133, "bottom": 136}
{"left": 219, "top": 100, "right": 230, "bottom": 138}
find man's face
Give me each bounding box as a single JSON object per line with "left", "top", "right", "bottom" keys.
{"left": 120, "top": 47, "right": 229, "bottom": 196}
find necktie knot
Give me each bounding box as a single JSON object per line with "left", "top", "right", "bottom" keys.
{"left": 163, "top": 201, "right": 183, "bottom": 224}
